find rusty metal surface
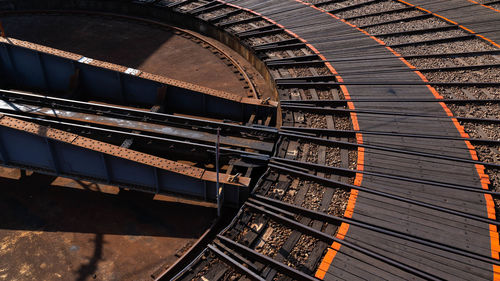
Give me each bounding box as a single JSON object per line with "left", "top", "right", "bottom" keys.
{"left": 0, "top": 27, "right": 275, "bottom": 107}
{"left": 0, "top": 99, "right": 274, "bottom": 152}
{"left": 0, "top": 114, "right": 79, "bottom": 143}
{"left": 0, "top": 170, "right": 216, "bottom": 281}
{"left": 0, "top": 10, "right": 276, "bottom": 99}
{"left": 138, "top": 72, "right": 248, "bottom": 103}
{"left": 2, "top": 36, "right": 82, "bottom": 60}
{"left": 0, "top": 115, "right": 251, "bottom": 186}
{"left": 202, "top": 171, "right": 251, "bottom": 186}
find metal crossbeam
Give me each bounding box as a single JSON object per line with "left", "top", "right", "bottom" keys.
{"left": 0, "top": 38, "right": 276, "bottom": 123}
{"left": 0, "top": 114, "right": 250, "bottom": 206}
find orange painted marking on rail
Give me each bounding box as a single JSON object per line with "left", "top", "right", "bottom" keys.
{"left": 394, "top": 0, "right": 500, "bottom": 48}
{"left": 370, "top": 35, "right": 386, "bottom": 45}
{"left": 343, "top": 189, "right": 359, "bottom": 218}
{"left": 441, "top": 105, "right": 454, "bottom": 117}
{"left": 486, "top": 195, "right": 497, "bottom": 217}
{"left": 465, "top": 141, "right": 476, "bottom": 151}
{"left": 349, "top": 110, "right": 359, "bottom": 130}
{"left": 494, "top": 265, "right": 500, "bottom": 281}
{"left": 282, "top": 3, "right": 364, "bottom": 278}
{"left": 336, "top": 223, "right": 350, "bottom": 239}
{"left": 467, "top": 0, "right": 500, "bottom": 13}
{"left": 469, "top": 150, "right": 478, "bottom": 160}
{"left": 459, "top": 25, "right": 476, "bottom": 34}
{"left": 477, "top": 34, "right": 500, "bottom": 48}
{"left": 491, "top": 225, "right": 500, "bottom": 259}
{"left": 399, "top": 57, "right": 416, "bottom": 68}
{"left": 356, "top": 133, "right": 363, "bottom": 144}
{"left": 435, "top": 14, "right": 458, "bottom": 25}
{"left": 315, "top": 243, "right": 341, "bottom": 279}
{"left": 476, "top": 164, "right": 486, "bottom": 172}
{"left": 306, "top": 43, "right": 321, "bottom": 54}
{"left": 293, "top": 0, "right": 500, "bottom": 275}
{"left": 222, "top": 3, "right": 366, "bottom": 276}
{"left": 397, "top": 2, "right": 500, "bottom": 265}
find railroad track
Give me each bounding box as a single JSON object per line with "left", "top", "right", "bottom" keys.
{"left": 0, "top": 89, "right": 276, "bottom": 164}
{"left": 0, "top": 0, "right": 499, "bottom": 280}
{"left": 151, "top": 0, "right": 500, "bottom": 280}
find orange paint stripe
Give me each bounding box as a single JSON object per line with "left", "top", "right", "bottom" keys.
{"left": 296, "top": 0, "right": 500, "bottom": 277}
{"left": 394, "top": 0, "right": 500, "bottom": 48}
{"left": 336, "top": 222, "right": 350, "bottom": 239}
{"left": 467, "top": 0, "right": 500, "bottom": 13}
{"left": 395, "top": 0, "right": 500, "bottom": 267}
{"left": 220, "top": 0, "right": 498, "bottom": 278}
{"left": 343, "top": 189, "right": 359, "bottom": 218}
{"left": 219, "top": 2, "right": 365, "bottom": 278}
{"left": 315, "top": 243, "right": 341, "bottom": 279}
{"left": 284, "top": 2, "right": 365, "bottom": 279}
{"left": 394, "top": 0, "right": 500, "bottom": 265}
{"left": 459, "top": 25, "right": 476, "bottom": 34}
{"left": 494, "top": 265, "right": 500, "bottom": 281}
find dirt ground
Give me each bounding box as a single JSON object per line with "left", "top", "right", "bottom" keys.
{"left": 0, "top": 167, "right": 216, "bottom": 281}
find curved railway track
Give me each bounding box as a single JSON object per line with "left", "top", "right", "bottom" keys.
{"left": 0, "top": 0, "right": 499, "bottom": 280}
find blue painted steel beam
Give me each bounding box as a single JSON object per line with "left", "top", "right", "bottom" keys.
{"left": 0, "top": 115, "right": 247, "bottom": 206}
{"left": 0, "top": 41, "right": 276, "bottom": 123}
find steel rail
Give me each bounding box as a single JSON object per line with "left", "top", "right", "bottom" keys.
{"left": 252, "top": 38, "right": 302, "bottom": 48}
{"left": 168, "top": 0, "right": 200, "bottom": 8}
{"left": 170, "top": 248, "right": 210, "bottom": 281}
{"left": 270, "top": 157, "right": 500, "bottom": 196}
{"left": 235, "top": 25, "right": 278, "bottom": 36}
{"left": 276, "top": 80, "right": 500, "bottom": 87}
{"left": 268, "top": 162, "right": 500, "bottom": 226}
{"left": 268, "top": 59, "right": 500, "bottom": 73}
{"left": 326, "top": 0, "right": 384, "bottom": 14}
{"left": 212, "top": 240, "right": 261, "bottom": 272}
{"left": 188, "top": 2, "right": 224, "bottom": 15}
{"left": 237, "top": 28, "right": 283, "bottom": 38}
{"left": 216, "top": 15, "right": 262, "bottom": 27}
{"left": 265, "top": 54, "right": 319, "bottom": 63}
{"left": 280, "top": 98, "right": 500, "bottom": 105}
{"left": 371, "top": 25, "right": 459, "bottom": 37}
{"left": 280, "top": 104, "right": 500, "bottom": 124}
{"left": 314, "top": 0, "right": 355, "bottom": 6}
{"left": 343, "top": 7, "right": 415, "bottom": 21}
{"left": 207, "top": 9, "right": 241, "bottom": 23}
{"left": 264, "top": 50, "right": 500, "bottom": 64}
{"left": 216, "top": 235, "right": 319, "bottom": 281}
{"left": 154, "top": 217, "right": 223, "bottom": 281}
{"left": 0, "top": 89, "right": 277, "bottom": 138}
{"left": 418, "top": 63, "right": 500, "bottom": 72}
{"left": 387, "top": 35, "right": 478, "bottom": 48}
{"left": 0, "top": 98, "right": 275, "bottom": 154}
{"left": 241, "top": 202, "right": 444, "bottom": 281}
{"left": 207, "top": 244, "right": 265, "bottom": 281}
{"left": 249, "top": 196, "right": 500, "bottom": 265}
{"left": 358, "top": 14, "right": 433, "bottom": 29}
{"left": 0, "top": 111, "right": 270, "bottom": 162}
{"left": 278, "top": 131, "right": 500, "bottom": 169}
{"left": 279, "top": 126, "right": 500, "bottom": 145}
